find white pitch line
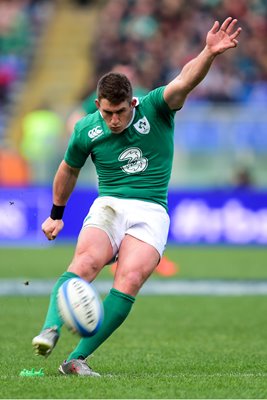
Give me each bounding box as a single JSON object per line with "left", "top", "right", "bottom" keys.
{"left": 2, "top": 371, "right": 267, "bottom": 379}
{"left": 1, "top": 279, "right": 267, "bottom": 296}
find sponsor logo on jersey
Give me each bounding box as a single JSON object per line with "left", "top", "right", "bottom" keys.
{"left": 88, "top": 126, "right": 104, "bottom": 141}
{"left": 118, "top": 147, "right": 148, "bottom": 174}
{"left": 134, "top": 116, "right": 150, "bottom": 134}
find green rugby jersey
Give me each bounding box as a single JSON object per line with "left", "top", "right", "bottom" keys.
{"left": 64, "top": 86, "right": 176, "bottom": 210}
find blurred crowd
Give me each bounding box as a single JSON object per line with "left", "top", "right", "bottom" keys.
{"left": 1, "top": 0, "right": 266, "bottom": 121}
{"left": 0, "top": 0, "right": 52, "bottom": 109}
{"left": 92, "top": 0, "right": 267, "bottom": 104}
{"left": 0, "top": 0, "right": 55, "bottom": 185}
{"left": 1, "top": 0, "right": 267, "bottom": 186}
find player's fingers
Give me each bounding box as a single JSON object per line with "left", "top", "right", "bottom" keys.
{"left": 220, "top": 17, "right": 232, "bottom": 32}
{"left": 51, "top": 221, "right": 64, "bottom": 239}
{"left": 41, "top": 226, "right": 55, "bottom": 240}
{"left": 51, "top": 229, "right": 58, "bottom": 240}
{"left": 230, "top": 27, "right": 242, "bottom": 40}
{"left": 41, "top": 227, "right": 49, "bottom": 238}
{"left": 44, "top": 231, "right": 55, "bottom": 240}
{"left": 46, "top": 233, "right": 56, "bottom": 241}
{"left": 226, "top": 18, "right": 237, "bottom": 34}
{"left": 229, "top": 39, "right": 238, "bottom": 48}
{"left": 210, "top": 20, "right": 219, "bottom": 33}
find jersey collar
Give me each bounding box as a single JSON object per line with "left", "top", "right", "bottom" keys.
{"left": 125, "top": 97, "right": 139, "bottom": 128}
{"left": 126, "top": 106, "right": 136, "bottom": 128}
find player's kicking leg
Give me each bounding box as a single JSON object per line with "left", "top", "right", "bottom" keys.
{"left": 31, "top": 271, "right": 78, "bottom": 356}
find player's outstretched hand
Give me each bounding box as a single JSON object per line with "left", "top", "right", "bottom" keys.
{"left": 41, "top": 217, "right": 64, "bottom": 240}
{"left": 206, "top": 17, "right": 242, "bottom": 55}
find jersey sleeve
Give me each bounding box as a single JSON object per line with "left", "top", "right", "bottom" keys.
{"left": 64, "top": 125, "right": 90, "bottom": 168}
{"left": 141, "top": 86, "right": 176, "bottom": 119}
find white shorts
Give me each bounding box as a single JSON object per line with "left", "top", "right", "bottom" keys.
{"left": 82, "top": 196, "right": 170, "bottom": 257}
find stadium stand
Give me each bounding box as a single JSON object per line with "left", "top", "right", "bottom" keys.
{"left": 92, "top": 0, "right": 267, "bottom": 103}
{"left": 0, "top": 0, "right": 54, "bottom": 143}
{"left": 1, "top": 0, "right": 267, "bottom": 187}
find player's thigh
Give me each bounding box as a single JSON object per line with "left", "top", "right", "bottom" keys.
{"left": 68, "top": 227, "right": 113, "bottom": 280}
{"left": 113, "top": 234, "right": 160, "bottom": 296}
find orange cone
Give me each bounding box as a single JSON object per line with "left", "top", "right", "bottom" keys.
{"left": 155, "top": 256, "right": 178, "bottom": 277}
{"left": 110, "top": 256, "right": 178, "bottom": 277}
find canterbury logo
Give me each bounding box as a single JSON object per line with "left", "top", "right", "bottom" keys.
{"left": 88, "top": 126, "right": 103, "bottom": 140}
{"left": 134, "top": 116, "right": 150, "bottom": 134}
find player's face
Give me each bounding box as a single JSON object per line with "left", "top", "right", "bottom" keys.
{"left": 96, "top": 98, "right": 136, "bottom": 134}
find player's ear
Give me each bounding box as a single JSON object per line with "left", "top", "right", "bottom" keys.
{"left": 95, "top": 99, "right": 100, "bottom": 109}
{"left": 131, "top": 98, "right": 137, "bottom": 108}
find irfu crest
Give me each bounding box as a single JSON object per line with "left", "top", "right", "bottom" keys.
{"left": 134, "top": 116, "right": 150, "bottom": 134}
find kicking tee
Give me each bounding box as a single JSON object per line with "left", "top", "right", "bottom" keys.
{"left": 64, "top": 86, "right": 176, "bottom": 210}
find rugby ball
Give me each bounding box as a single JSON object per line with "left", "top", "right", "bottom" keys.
{"left": 57, "top": 278, "right": 104, "bottom": 337}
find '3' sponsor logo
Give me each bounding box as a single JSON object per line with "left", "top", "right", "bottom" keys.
{"left": 118, "top": 147, "right": 148, "bottom": 174}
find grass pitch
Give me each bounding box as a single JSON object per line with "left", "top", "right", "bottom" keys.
{"left": 1, "top": 245, "right": 267, "bottom": 398}
{"left": 1, "top": 244, "right": 267, "bottom": 279}
{"left": 1, "top": 295, "right": 267, "bottom": 398}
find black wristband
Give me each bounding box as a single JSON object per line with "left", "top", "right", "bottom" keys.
{"left": 50, "top": 204, "right": 65, "bottom": 220}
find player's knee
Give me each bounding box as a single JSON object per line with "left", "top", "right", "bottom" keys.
{"left": 116, "top": 270, "right": 145, "bottom": 296}
{"left": 68, "top": 253, "right": 101, "bottom": 281}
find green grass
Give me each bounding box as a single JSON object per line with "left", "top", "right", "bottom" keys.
{"left": 1, "top": 245, "right": 267, "bottom": 398}
{"left": 1, "top": 244, "right": 267, "bottom": 279}
{"left": 1, "top": 295, "right": 267, "bottom": 398}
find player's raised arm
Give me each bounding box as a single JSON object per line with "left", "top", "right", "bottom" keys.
{"left": 164, "top": 17, "right": 242, "bottom": 110}
{"left": 42, "top": 160, "right": 80, "bottom": 240}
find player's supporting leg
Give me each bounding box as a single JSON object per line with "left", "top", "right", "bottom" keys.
{"left": 64, "top": 235, "right": 159, "bottom": 363}
{"left": 59, "top": 358, "right": 101, "bottom": 377}
{"left": 64, "top": 287, "right": 135, "bottom": 361}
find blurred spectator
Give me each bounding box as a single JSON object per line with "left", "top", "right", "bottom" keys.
{"left": 0, "top": 0, "right": 32, "bottom": 105}
{"left": 20, "top": 104, "right": 64, "bottom": 184}
{"left": 0, "top": 147, "right": 30, "bottom": 186}
{"left": 0, "top": 0, "right": 54, "bottom": 143}
{"left": 92, "top": 0, "right": 267, "bottom": 104}
{"left": 70, "top": 0, "right": 94, "bottom": 5}
{"left": 232, "top": 166, "right": 255, "bottom": 189}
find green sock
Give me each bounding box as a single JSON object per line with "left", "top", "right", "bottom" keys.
{"left": 67, "top": 288, "right": 135, "bottom": 361}
{"left": 42, "top": 271, "right": 79, "bottom": 332}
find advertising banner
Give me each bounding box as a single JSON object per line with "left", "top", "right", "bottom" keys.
{"left": 0, "top": 187, "right": 266, "bottom": 246}
{"left": 168, "top": 190, "right": 267, "bottom": 244}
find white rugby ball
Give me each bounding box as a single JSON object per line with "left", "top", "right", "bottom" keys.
{"left": 57, "top": 278, "right": 104, "bottom": 337}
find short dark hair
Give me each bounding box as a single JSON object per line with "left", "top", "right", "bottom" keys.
{"left": 97, "top": 72, "right": 133, "bottom": 104}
